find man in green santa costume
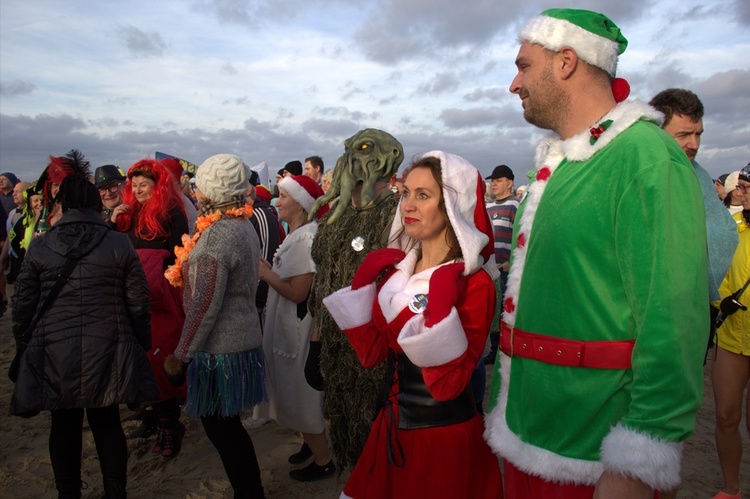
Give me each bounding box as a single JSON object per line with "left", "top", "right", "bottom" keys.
{"left": 484, "top": 8, "right": 709, "bottom": 498}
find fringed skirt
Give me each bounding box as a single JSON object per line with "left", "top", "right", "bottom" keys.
{"left": 185, "top": 348, "right": 267, "bottom": 419}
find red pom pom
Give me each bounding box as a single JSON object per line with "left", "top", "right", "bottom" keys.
{"left": 516, "top": 232, "right": 526, "bottom": 248}
{"left": 536, "top": 167, "right": 551, "bottom": 182}
{"left": 611, "top": 78, "right": 630, "bottom": 103}
{"left": 504, "top": 297, "right": 515, "bottom": 314}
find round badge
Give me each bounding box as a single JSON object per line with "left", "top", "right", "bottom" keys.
{"left": 408, "top": 293, "right": 428, "bottom": 314}
{"left": 351, "top": 236, "right": 365, "bottom": 252}
{"left": 273, "top": 255, "right": 281, "bottom": 268}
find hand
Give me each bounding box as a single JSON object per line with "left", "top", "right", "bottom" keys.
{"left": 424, "top": 262, "right": 466, "bottom": 328}
{"left": 258, "top": 258, "right": 273, "bottom": 282}
{"left": 498, "top": 261, "right": 509, "bottom": 272}
{"left": 304, "top": 341, "right": 324, "bottom": 391}
{"left": 720, "top": 293, "right": 747, "bottom": 316}
{"left": 110, "top": 204, "right": 130, "bottom": 223}
{"left": 593, "top": 470, "right": 653, "bottom": 499}
{"left": 351, "top": 248, "right": 406, "bottom": 290}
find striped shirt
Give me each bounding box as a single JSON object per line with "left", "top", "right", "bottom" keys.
{"left": 486, "top": 195, "right": 519, "bottom": 265}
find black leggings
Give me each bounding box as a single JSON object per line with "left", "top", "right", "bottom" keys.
{"left": 201, "top": 414, "right": 265, "bottom": 499}
{"left": 49, "top": 405, "right": 127, "bottom": 498}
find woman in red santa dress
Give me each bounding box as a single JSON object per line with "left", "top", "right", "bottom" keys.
{"left": 323, "top": 151, "right": 503, "bottom": 498}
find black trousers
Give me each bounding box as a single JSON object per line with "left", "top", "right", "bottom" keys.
{"left": 201, "top": 414, "right": 265, "bottom": 499}
{"left": 49, "top": 405, "right": 127, "bottom": 498}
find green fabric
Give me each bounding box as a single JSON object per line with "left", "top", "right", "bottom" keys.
{"left": 309, "top": 192, "right": 398, "bottom": 470}
{"left": 542, "top": 8, "right": 628, "bottom": 54}
{"left": 492, "top": 121, "right": 708, "bottom": 461}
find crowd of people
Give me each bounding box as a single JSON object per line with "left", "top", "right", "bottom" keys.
{"left": 4, "top": 7, "right": 749, "bottom": 499}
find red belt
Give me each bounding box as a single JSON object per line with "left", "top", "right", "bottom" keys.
{"left": 500, "top": 322, "right": 634, "bottom": 370}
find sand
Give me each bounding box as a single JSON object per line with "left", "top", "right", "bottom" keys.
{"left": 1, "top": 298, "right": 747, "bottom": 498}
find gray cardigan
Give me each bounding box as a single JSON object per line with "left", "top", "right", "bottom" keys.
{"left": 175, "top": 216, "right": 262, "bottom": 361}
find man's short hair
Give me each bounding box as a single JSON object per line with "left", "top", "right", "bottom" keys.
{"left": 649, "top": 88, "right": 704, "bottom": 127}
{"left": 305, "top": 155, "right": 325, "bottom": 174}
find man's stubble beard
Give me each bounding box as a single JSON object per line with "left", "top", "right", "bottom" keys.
{"left": 523, "top": 63, "right": 570, "bottom": 134}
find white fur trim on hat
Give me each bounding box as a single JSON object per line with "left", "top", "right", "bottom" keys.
{"left": 196, "top": 154, "right": 249, "bottom": 204}
{"left": 397, "top": 309, "right": 468, "bottom": 367}
{"left": 278, "top": 176, "right": 316, "bottom": 212}
{"left": 388, "top": 150, "right": 490, "bottom": 277}
{"left": 323, "top": 284, "right": 376, "bottom": 331}
{"left": 519, "top": 15, "right": 620, "bottom": 76}
{"left": 600, "top": 423, "right": 683, "bottom": 491}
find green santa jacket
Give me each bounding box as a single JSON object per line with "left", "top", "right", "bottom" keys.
{"left": 485, "top": 100, "right": 709, "bottom": 491}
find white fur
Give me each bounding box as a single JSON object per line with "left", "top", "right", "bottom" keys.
{"left": 600, "top": 423, "right": 683, "bottom": 491}
{"left": 484, "top": 353, "right": 604, "bottom": 485}
{"left": 502, "top": 100, "right": 660, "bottom": 326}
{"left": 278, "top": 176, "right": 315, "bottom": 212}
{"left": 322, "top": 284, "right": 376, "bottom": 331}
{"left": 388, "top": 150, "right": 490, "bottom": 277}
{"left": 397, "top": 308, "right": 467, "bottom": 367}
{"left": 519, "top": 15, "right": 620, "bottom": 76}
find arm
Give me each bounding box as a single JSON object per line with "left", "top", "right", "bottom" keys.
{"left": 11, "top": 240, "right": 42, "bottom": 342}
{"left": 174, "top": 249, "right": 229, "bottom": 362}
{"left": 400, "top": 271, "right": 495, "bottom": 401}
{"left": 323, "top": 283, "right": 388, "bottom": 367}
{"left": 123, "top": 243, "right": 152, "bottom": 350}
{"left": 600, "top": 156, "right": 708, "bottom": 491}
{"left": 258, "top": 258, "right": 313, "bottom": 304}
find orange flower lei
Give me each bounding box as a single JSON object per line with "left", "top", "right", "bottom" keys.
{"left": 165, "top": 203, "right": 254, "bottom": 287}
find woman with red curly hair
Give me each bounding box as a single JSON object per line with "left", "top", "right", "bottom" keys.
{"left": 112, "top": 158, "right": 189, "bottom": 458}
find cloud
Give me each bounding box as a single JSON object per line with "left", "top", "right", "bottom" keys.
{"left": 736, "top": 0, "right": 750, "bottom": 25}
{"left": 0, "top": 80, "right": 36, "bottom": 97}
{"left": 116, "top": 25, "right": 167, "bottom": 57}
{"left": 694, "top": 69, "right": 750, "bottom": 122}
{"left": 463, "top": 87, "right": 505, "bottom": 102}
{"left": 416, "top": 72, "right": 460, "bottom": 96}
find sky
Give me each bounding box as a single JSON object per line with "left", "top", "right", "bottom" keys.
{"left": 1, "top": 0, "right": 749, "bottom": 185}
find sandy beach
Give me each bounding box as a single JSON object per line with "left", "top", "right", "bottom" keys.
{"left": 0, "top": 294, "right": 747, "bottom": 498}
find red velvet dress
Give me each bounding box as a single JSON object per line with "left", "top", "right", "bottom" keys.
{"left": 339, "top": 268, "right": 503, "bottom": 499}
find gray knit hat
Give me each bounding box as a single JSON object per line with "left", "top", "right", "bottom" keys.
{"left": 196, "top": 154, "right": 249, "bottom": 203}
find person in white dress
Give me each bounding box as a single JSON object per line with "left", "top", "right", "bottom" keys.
{"left": 259, "top": 174, "right": 334, "bottom": 482}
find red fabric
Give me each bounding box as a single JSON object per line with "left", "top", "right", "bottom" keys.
{"left": 137, "top": 248, "right": 186, "bottom": 401}
{"left": 351, "top": 248, "right": 406, "bottom": 290}
{"left": 500, "top": 322, "right": 635, "bottom": 369}
{"left": 423, "top": 262, "right": 465, "bottom": 328}
{"left": 341, "top": 270, "right": 502, "bottom": 498}
{"left": 504, "top": 461, "right": 661, "bottom": 499}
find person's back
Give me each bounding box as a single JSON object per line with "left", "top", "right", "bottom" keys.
{"left": 10, "top": 172, "right": 156, "bottom": 499}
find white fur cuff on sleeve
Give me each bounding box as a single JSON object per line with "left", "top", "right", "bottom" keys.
{"left": 322, "top": 284, "right": 375, "bottom": 331}
{"left": 600, "top": 423, "right": 683, "bottom": 491}
{"left": 397, "top": 308, "right": 467, "bottom": 367}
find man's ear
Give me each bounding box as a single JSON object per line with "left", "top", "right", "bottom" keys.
{"left": 557, "top": 47, "right": 579, "bottom": 80}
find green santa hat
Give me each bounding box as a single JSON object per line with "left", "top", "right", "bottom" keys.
{"left": 519, "top": 8, "right": 628, "bottom": 77}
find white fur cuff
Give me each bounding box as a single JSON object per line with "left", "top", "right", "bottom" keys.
{"left": 322, "top": 284, "right": 375, "bottom": 331}
{"left": 600, "top": 423, "right": 683, "bottom": 491}
{"left": 397, "top": 308, "right": 467, "bottom": 367}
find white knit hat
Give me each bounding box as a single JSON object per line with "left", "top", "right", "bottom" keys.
{"left": 196, "top": 154, "right": 249, "bottom": 203}
{"left": 388, "top": 151, "right": 496, "bottom": 277}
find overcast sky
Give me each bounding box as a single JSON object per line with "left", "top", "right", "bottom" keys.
{"left": 1, "top": 0, "right": 748, "bottom": 185}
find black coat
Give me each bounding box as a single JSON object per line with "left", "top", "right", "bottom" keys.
{"left": 11, "top": 209, "right": 158, "bottom": 415}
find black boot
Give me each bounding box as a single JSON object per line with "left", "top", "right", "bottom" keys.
{"left": 101, "top": 476, "right": 127, "bottom": 498}
{"left": 127, "top": 409, "right": 156, "bottom": 439}
{"left": 288, "top": 442, "right": 312, "bottom": 464}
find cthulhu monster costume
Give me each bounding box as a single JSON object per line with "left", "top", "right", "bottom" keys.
{"left": 308, "top": 128, "right": 403, "bottom": 470}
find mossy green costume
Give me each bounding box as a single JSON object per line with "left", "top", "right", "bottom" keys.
{"left": 484, "top": 98, "right": 709, "bottom": 491}
{"left": 308, "top": 129, "right": 403, "bottom": 470}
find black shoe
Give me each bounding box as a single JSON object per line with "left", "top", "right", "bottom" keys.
{"left": 289, "top": 460, "right": 335, "bottom": 482}
{"left": 288, "top": 442, "right": 312, "bottom": 464}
